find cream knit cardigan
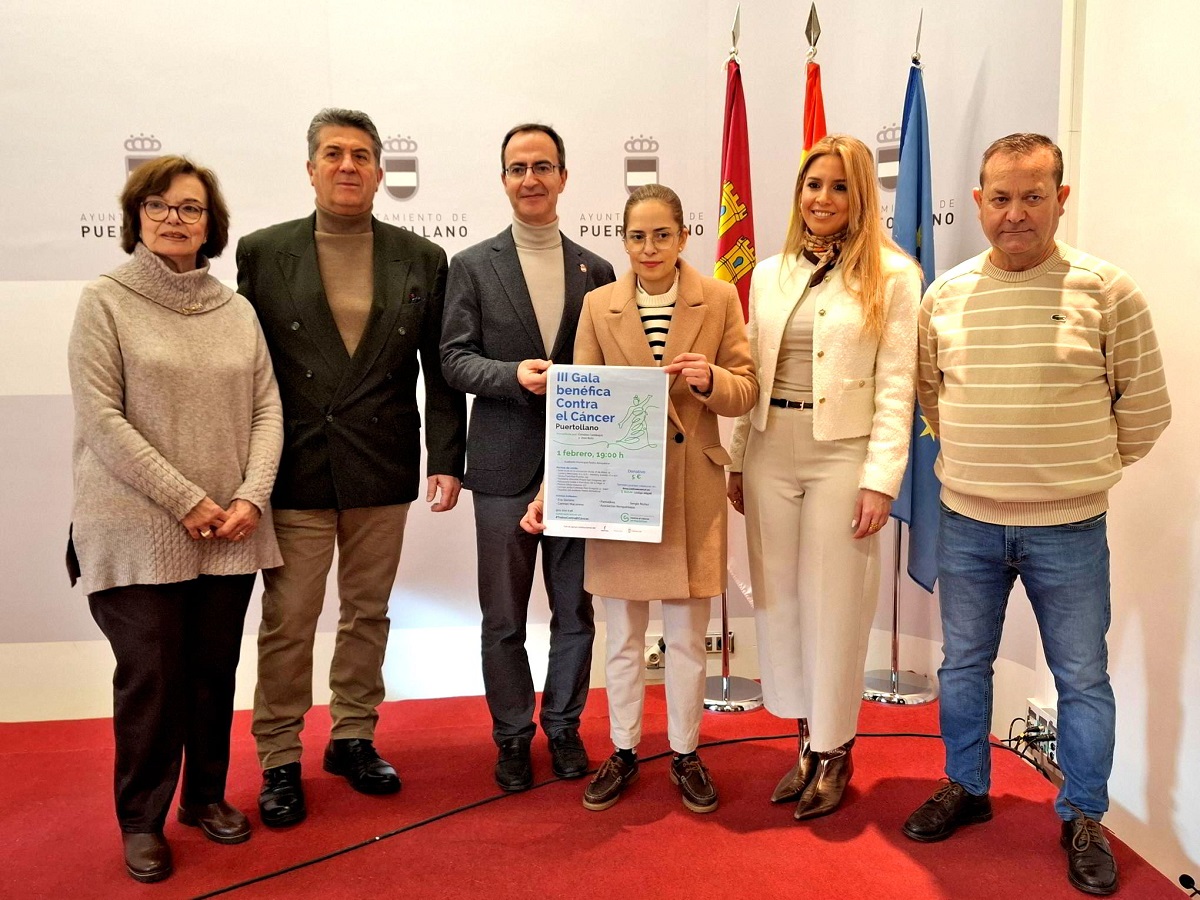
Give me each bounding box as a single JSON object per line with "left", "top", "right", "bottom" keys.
{"left": 68, "top": 244, "right": 284, "bottom": 594}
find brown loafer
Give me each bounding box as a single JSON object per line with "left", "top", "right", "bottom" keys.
{"left": 178, "top": 800, "right": 252, "bottom": 844}
{"left": 793, "top": 739, "right": 854, "bottom": 820}
{"left": 670, "top": 752, "right": 719, "bottom": 814}
{"left": 122, "top": 831, "right": 172, "bottom": 883}
{"left": 583, "top": 752, "right": 639, "bottom": 811}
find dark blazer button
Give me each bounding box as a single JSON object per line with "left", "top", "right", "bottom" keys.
{"left": 673, "top": 433, "right": 684, "bottom": 444}
{"left": 397, "top": 326, "right": 407, "bottom": 335}
{"left": 370, "top": 416, "right": 379, "bottom": 424}
{"left": 325, "top": 414, "right": 334, "bottom": 423}
{"left": 385, "top": 372, "right": 393, "bottom": 380}
{"left": 290, "top": 321, "right": 301, "bottom": 330}
{"left": 305, "top": 370, "right": 313, "bottom": 378}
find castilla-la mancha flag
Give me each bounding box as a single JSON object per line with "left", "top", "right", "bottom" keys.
{"left": 799, "top": 59, "right": 827, "bottom": 171}
{"left": 714, "top": 58, "right": 756, "bottom": 322}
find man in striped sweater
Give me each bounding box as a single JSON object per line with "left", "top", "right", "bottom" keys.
{"left": 901, "top": 134, "right": 1170, "bottom": 896}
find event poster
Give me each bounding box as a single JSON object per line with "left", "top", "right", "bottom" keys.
{"left": 543, "top": 365, "right": 668, "bottom": 542}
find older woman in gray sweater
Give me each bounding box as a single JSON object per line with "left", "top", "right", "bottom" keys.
{"left": 68, "top": 156, "right": 283, "bottom": 883}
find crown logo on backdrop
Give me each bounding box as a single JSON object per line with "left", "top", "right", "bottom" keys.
{"left": 124, "top": 134, "right": 162, "bottom": 152}
{"left": 624, "top": 136, "right": 659, "bottom": 154}
{"left": 876, "top": 124, "right": 901, "bottom": 145}
{"left": 383, "top": 136, "right": 418, "bottom": 153}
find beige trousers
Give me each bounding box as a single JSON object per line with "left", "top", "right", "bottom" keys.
{"left": 744, "top": 407, "right": 880, "bottom": 751}
{"left": 253, "top": 504, "right": 409, "bottom": 769}
{"left": 602, "top": 596, "right": 710, "bottom": 755}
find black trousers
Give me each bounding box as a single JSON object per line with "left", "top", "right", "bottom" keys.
{"left": 473, "top": 479, "right": 593, "bottom": 745}
{"left": 88, "top": 574, "right": 254, "bottom": 833}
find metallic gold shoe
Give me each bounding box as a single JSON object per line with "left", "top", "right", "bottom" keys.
{"left": 794, "top": 738, "right": 854, "bottom": 821}
{"left": 771, "top": 718, "right": 816, "bottom": 803}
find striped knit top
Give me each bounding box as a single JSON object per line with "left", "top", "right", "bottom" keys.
{"left": 635, "top": 271, "right": 678, "bottom": 363}
{"left": 917, "top": 242, "right": 1170, "bottom": 526}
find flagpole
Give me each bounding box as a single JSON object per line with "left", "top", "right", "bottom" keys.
{"left": 707, "top": 2, "right": 763, "bottom": 714}
{"left": 863, "top": 12, "right": 937, "bottom": 706}
{"left": 862, "top": 525, "right": 937, "bottom": 704}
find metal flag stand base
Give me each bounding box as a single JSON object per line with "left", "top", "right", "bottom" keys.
{"left": 704, "top": 590, "right": 763, "bottom": 712}
{"left": 863, "top": 527, "right": 938, "bottom": 706}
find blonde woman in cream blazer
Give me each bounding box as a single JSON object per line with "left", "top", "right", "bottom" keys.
{"left": 727, "top": 134, "right": 920, "bottom": 822}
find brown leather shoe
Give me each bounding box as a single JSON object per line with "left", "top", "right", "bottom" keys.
{"left": 122, "top": 831, "right": 172, "bottom": 883}
{"left": 178, "top": 800, "right": 252, "bottom": 845}
{"left": 670, "top": 752, "right": 719, "bottom": 814}
{"left": 793, "top": 739, "right": 853, "bottom": 820}
{"left": 902, "top": 779, "right": 993, "bottom": 842}
{"left": 582, "top": 752, "right": 638, "bottom": 811}
{"left": 1061, "top": 816, "right": 1118, "bottom": 895}
{"left": 771, "top": 718, "right": 816, "bottom": 803}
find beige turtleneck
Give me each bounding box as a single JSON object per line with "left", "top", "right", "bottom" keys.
{"left": 314, "top": 204, "right": 374, "bottom": 357}
{"left": 512, "top": 216, "right": 565, "bottom": 355}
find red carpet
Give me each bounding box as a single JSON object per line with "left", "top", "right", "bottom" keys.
{"left": 0, "top": 689, "right": 1178, "bottom": 899}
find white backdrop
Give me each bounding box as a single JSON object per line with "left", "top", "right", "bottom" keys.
{"left": 0, "top": 0, "right": 1060, "bottom": 646}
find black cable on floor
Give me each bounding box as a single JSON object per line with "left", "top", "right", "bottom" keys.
{"left": 191, "top": 729, "right": 1054, "bottom": 898}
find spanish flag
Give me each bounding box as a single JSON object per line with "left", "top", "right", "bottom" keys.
{"left": 714, "top": 58, "right": 756, "bottom": 321}
{"left": 800, "top": 59, "right": 827, "bottom": 170}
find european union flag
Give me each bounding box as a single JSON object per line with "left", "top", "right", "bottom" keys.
{"left": 889, "top": 61, "right": 941, "bottom": 593}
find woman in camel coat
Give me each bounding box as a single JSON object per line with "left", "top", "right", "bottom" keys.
{"left": 523, "top": 184, "right": 755, "bottom": 816}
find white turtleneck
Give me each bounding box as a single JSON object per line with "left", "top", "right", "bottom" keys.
{"left": 512, "top": 216, "right": 565, "bottom": 355}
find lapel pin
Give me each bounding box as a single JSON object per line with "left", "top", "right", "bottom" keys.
{"left": 579, "top": 263, "right": 587, "bottom": 273}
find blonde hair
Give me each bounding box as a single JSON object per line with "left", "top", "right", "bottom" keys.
{"left": 783, "top": 134, "right": 904, "bottom": 336}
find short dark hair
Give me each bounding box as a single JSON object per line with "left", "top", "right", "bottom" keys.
{"left": 979, "top": 133, "right": 1064, "bottom": 188}
{"left": 307, "top": 108, "right": 383, "bottom": 164}
{"left": 119, "top": 155, "right": 230, "bottom": 258}
{"left": 500, "top": 123, "right": 566, "bottom": 170}
{"left": 623, "top": 183, "right": 685, "bottom": 232}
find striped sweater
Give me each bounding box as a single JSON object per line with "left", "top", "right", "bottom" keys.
{"left": 917, "top": 242, "right": 1170, "bottom": 526}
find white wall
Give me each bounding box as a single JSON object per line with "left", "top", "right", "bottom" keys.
{"left": 1047, "top": 0, "right": 1200, "bottom": 882}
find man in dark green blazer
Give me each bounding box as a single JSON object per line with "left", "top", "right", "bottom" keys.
{"left": 236, "top": 108, "right": 465, "bottom": 829}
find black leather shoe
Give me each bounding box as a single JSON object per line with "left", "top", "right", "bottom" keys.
{"left": 122, "top": 831, "right": 172, "bottom": 883}
{"left": 902, "top": 780, "right": 993, "bottom": 842}
{"left": 495, "top": 737, "right": 534, "bottom": 792}
{"left": 549, "top": 729, "right": 589, "bottom": 779}
{"left": 178, "top": 799, "right": 251, "bottom": 844}
{"left": 259, "top": 761, "right": 307, "bottom": 827}
{"left": 324, "top": 738, "right": 401, "bottom": 795}
{"left": 1061, "top": 817, "right": 1118, "bottom": 895}
{"left": 583, "top": 752, "right": 638, "bottom": 811}
{"left": 670, "top": 752, "right": 719, "bottom": 814}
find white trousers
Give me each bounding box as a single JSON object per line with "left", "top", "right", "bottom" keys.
{"left": 602, "top": 596, "right": 710, "bottom": 755}
{"left": 744, "top": 407, "right": 880, "bottom": 751}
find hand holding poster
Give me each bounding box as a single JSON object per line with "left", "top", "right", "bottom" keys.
{"left": 543, "top": 365, "right": 668, "bottom": 542}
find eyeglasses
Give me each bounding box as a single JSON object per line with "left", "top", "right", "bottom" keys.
{"left": 622, "top": 230, "right": 680, "bottom": 251}
{"left": 503, "top": 162, "right": 562, "bottom": 179}
{"left": 142, "top": 199, "right": 207, "bottom": 224}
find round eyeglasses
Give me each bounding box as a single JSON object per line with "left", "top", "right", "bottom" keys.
{"left": 622, "top": 230, "right": 680, "bottom": 251}
{"left": 142, "top": 199, "right": 207, "bottom": 224}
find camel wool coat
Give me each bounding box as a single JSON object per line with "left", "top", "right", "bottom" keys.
{"left": 574, "top": 260, "right": 756, "bottom": 601}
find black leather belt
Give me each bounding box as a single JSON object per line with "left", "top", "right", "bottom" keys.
{"left": 769, "top": 398, "right": 815, "bottom": 409}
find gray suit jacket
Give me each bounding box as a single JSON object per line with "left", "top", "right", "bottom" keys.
{"left": 441, "top": 227, "right": 616, "bottom": 496}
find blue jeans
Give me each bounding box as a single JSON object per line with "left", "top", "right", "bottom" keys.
{"left": 936, "top": 504, "right": 1114, "bottom": 820}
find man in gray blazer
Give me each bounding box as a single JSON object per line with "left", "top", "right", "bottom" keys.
{"left": 237, "top": 108, "right": 465, "bottom": 827}
{"left": 441, "top": 123, "right": 615, "bottom": 791}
